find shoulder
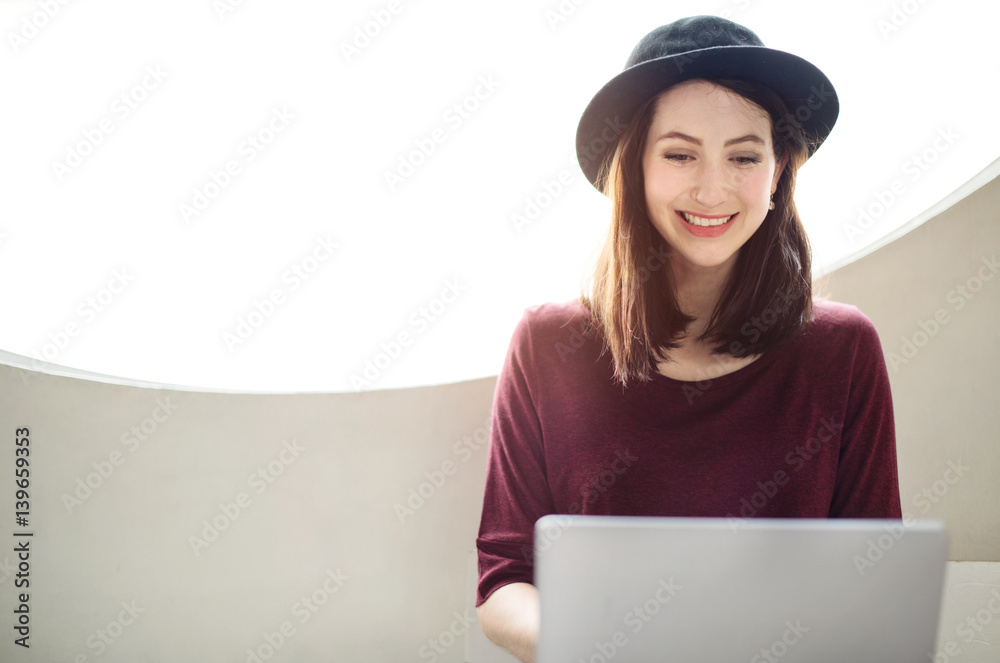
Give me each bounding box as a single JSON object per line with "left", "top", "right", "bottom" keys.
{"left": 512, "top": 299, "right": 595, "bottom": 344}
{"left": 808, "top": 298, "right": 878, "bottom": 334}
{"left": 514, "top": 299, "right": 593, "bottom": 345}
{"left": 796, "top": 297, "right": 885, "bottom": 358}
{"left": 504, "top": 299, "right": 601, "bottom": 369}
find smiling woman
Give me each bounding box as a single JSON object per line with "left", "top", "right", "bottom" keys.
{"left": 590, "top": 74, "right": 812, "bottom": 384}
{"left": 474, "top": 15, "right": 902, "bottom": 663}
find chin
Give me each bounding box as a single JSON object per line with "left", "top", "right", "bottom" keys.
{"left": 685, "top": 237, "right": 747, "bottom": 261}
{"left": 673, "top": 252, "right": 737, "bottom": 271}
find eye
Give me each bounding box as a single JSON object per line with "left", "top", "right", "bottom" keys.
{"left": 663, "top": 153, "right": 692, "bottom": 162}
{"left": 733, "top": 155, "right": 762, "bottom": 166}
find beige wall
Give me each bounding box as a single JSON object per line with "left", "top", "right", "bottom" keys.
{"left": 0, "top": 361, "right": 499, "bottom": 661}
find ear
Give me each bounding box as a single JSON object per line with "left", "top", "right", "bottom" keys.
{"left": 771, "top": 149, "right": 789, "bottom": 192}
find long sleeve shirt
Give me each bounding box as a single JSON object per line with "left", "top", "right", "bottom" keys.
{"left": 476, "top": 298, "right": 902, "bottom": 606}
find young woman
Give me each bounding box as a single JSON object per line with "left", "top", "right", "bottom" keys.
{"left": 475, "top": 16, "right": 901, "bottom": 662}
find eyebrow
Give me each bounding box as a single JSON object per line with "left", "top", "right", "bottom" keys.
{"left": 653, "top": 130, "right": 766, "bottom": 147}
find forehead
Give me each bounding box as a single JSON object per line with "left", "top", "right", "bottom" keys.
{"left": 648, "top": 79, "right": 772, "bottom": 136}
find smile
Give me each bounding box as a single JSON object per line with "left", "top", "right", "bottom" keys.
{"left": 680, "top": 211, "right": 735, "bottom": 227}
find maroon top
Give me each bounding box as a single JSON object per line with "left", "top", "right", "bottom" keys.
{"left": 476, "top": 298, "right": 902, "bottom": 606}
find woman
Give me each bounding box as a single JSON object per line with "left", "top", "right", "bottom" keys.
{"left": 475, "top": 16, "right": 901, "bottom": 662}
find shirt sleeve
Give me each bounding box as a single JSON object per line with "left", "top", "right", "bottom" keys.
{"left": 828, "top": 310, "right": 903, "bottom": 518}
{"left": 475, "top": 309, "right": 556, "bottom": 606}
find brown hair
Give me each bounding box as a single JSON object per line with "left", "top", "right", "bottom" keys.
{"left": 581, "top": 77, "right": 814, "bottom": 386}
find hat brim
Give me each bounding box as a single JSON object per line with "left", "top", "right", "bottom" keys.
{"left": 576, "top": 45, "right": 839, "bottom": 190}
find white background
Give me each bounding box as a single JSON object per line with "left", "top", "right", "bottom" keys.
{"left": 1, "top": 0, "right": 997, "bottom": 392}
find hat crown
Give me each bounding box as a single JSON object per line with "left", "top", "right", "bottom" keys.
{"left": 625, "top": 15, "right": 764, "bottom": 69}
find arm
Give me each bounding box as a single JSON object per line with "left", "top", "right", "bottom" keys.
{"left": 476, "top": 308, "right": 556, "bottom": 660}
{"left": 477, "top": 582, "right": 540, "bottom": 663}
{"left": 828, "top": 309, "right": 902, "bottom": 517}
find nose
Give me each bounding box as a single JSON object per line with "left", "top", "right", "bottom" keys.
{"left": 690, "top": 160, "right": 730, "bottom": 209}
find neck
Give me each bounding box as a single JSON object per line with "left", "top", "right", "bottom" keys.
{"left": 672, "top": 257, "right": 734, "bottom": 340}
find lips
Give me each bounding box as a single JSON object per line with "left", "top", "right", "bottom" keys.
{"left": 676, "top": 210, "right": 736, "bottom": 238}
{"left": 680, "top": 211, "right": 735, "bottom": 226}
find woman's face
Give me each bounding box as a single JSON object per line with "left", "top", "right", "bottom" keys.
{"left": 642, "top": 79, "right": 785, "bottom": 275}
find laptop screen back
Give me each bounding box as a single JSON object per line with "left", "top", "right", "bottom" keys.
{"left": 535, "top": 515, "right": 948, "bottom": 663}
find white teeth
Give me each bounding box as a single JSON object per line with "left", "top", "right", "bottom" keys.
{"left": 682, "top": 212, "right": 734, "bottom": 227}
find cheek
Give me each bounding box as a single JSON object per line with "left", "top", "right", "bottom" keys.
{"left": 643, "top": 157, "right": 663, "bottom": 190}
{"left": 737, "top": 169, "right": 774, "bottom": 201}
{"left": 644, "top": 164, "right": 685, "bottom": 203}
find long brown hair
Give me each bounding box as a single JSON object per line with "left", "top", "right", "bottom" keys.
{"left": 581, "top": 77, "right": 814, "bottom": 386}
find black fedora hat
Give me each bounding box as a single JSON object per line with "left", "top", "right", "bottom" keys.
{"left": 576, "top": 15, "right": 839, "bottom": 191}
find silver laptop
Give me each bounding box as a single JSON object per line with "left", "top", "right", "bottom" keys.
{"left": 535, "top": 515, "right": 948, "bottom": 663}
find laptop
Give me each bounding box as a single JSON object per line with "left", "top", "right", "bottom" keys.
{"left": 534, "top": 515, "right": 948, "bottom": 663}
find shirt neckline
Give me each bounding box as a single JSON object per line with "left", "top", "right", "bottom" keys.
{"left": 646, "top": 344, "right": 781, "bottom": 389}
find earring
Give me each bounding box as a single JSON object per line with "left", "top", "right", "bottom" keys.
{"left": 768, "top": 195, "right": 775, "bottom": 211}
